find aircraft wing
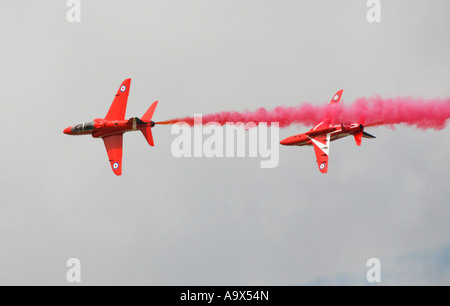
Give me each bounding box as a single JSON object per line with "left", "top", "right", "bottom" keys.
{"left": 102, "top": 134, "right": 124, "bottom": 176}
{"left": 330, "top": 89, "right": 343, "bottom": 104}
{"left": 105, "top": 78, "right": 131, "bottom": 120}
{"left": 308, "top": 133, "right": 330, "bottom": 174}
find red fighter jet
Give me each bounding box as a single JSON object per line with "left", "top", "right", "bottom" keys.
{"left": 63, "top": 79, "right": 158, "bottom": 176}
{"left": 280, "top": 90, "right": 376, "bottom": 173}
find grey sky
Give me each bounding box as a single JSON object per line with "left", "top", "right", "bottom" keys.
{"left": 0, "top": 0, "right": 449, "bottom": 285}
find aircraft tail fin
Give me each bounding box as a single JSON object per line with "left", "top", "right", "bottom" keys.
{"left": 139, "top": 101, "right": 158, "bottom": 147}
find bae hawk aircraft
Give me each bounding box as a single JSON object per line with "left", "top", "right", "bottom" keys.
{"left": 280, "top": 90, "right": 375, "bottom": 173}
{"left": 63, "top": 79, "right": 158, "bottom": 176}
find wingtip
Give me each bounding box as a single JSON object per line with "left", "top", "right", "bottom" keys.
{"left": 330, "top": 89, "right": 344, "bottom": 103}
{"left": 112, "top": 167, "right": 122, "bottom": 176}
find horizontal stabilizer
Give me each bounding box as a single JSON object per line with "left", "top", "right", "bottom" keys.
{"left": 139, "top": 101, "right": 158, "bottom": 147}
{"left": 141, "top": 126, "right": 154, "bottom": 146}
{"left": 362, "top": 131, "right": 376, "bottom": 139}
{"left": 142, "top": 101, "right": 158, "bottom": 122}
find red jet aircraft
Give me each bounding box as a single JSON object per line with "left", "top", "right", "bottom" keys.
{"left": 280, "top": 90, "right": 375, "bottom": 173}
{"left": 63, "top": 79, "right": 158, "bottom": 176}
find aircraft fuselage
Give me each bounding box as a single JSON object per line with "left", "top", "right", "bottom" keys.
{"left": 63, "top": 117, "right": 155, "bottom": 138}
{"left": 280, "top": 123, "right": 364, "bottom": 146}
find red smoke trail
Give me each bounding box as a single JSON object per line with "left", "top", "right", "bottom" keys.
{"left": 156, "top": 96, "right": 450, "bottom": 130}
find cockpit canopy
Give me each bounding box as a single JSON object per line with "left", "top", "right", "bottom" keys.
{"left": 71, "top": 121, "right": 95, "bottom": 133}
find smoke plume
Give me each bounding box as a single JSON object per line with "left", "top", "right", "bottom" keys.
{"left": 157, "top": 96, "right": 450, "bottom": 130}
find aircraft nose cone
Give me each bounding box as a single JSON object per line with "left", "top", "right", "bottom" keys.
{"left": 280, "top": 137, "right": 291, "bottom": 145}
{"left": 63, "top": 126, "right": 72, "bottom": 134}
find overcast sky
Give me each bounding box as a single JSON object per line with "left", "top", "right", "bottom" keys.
{"left": 0, "top": 0, "right": 449, "bottom": 285}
